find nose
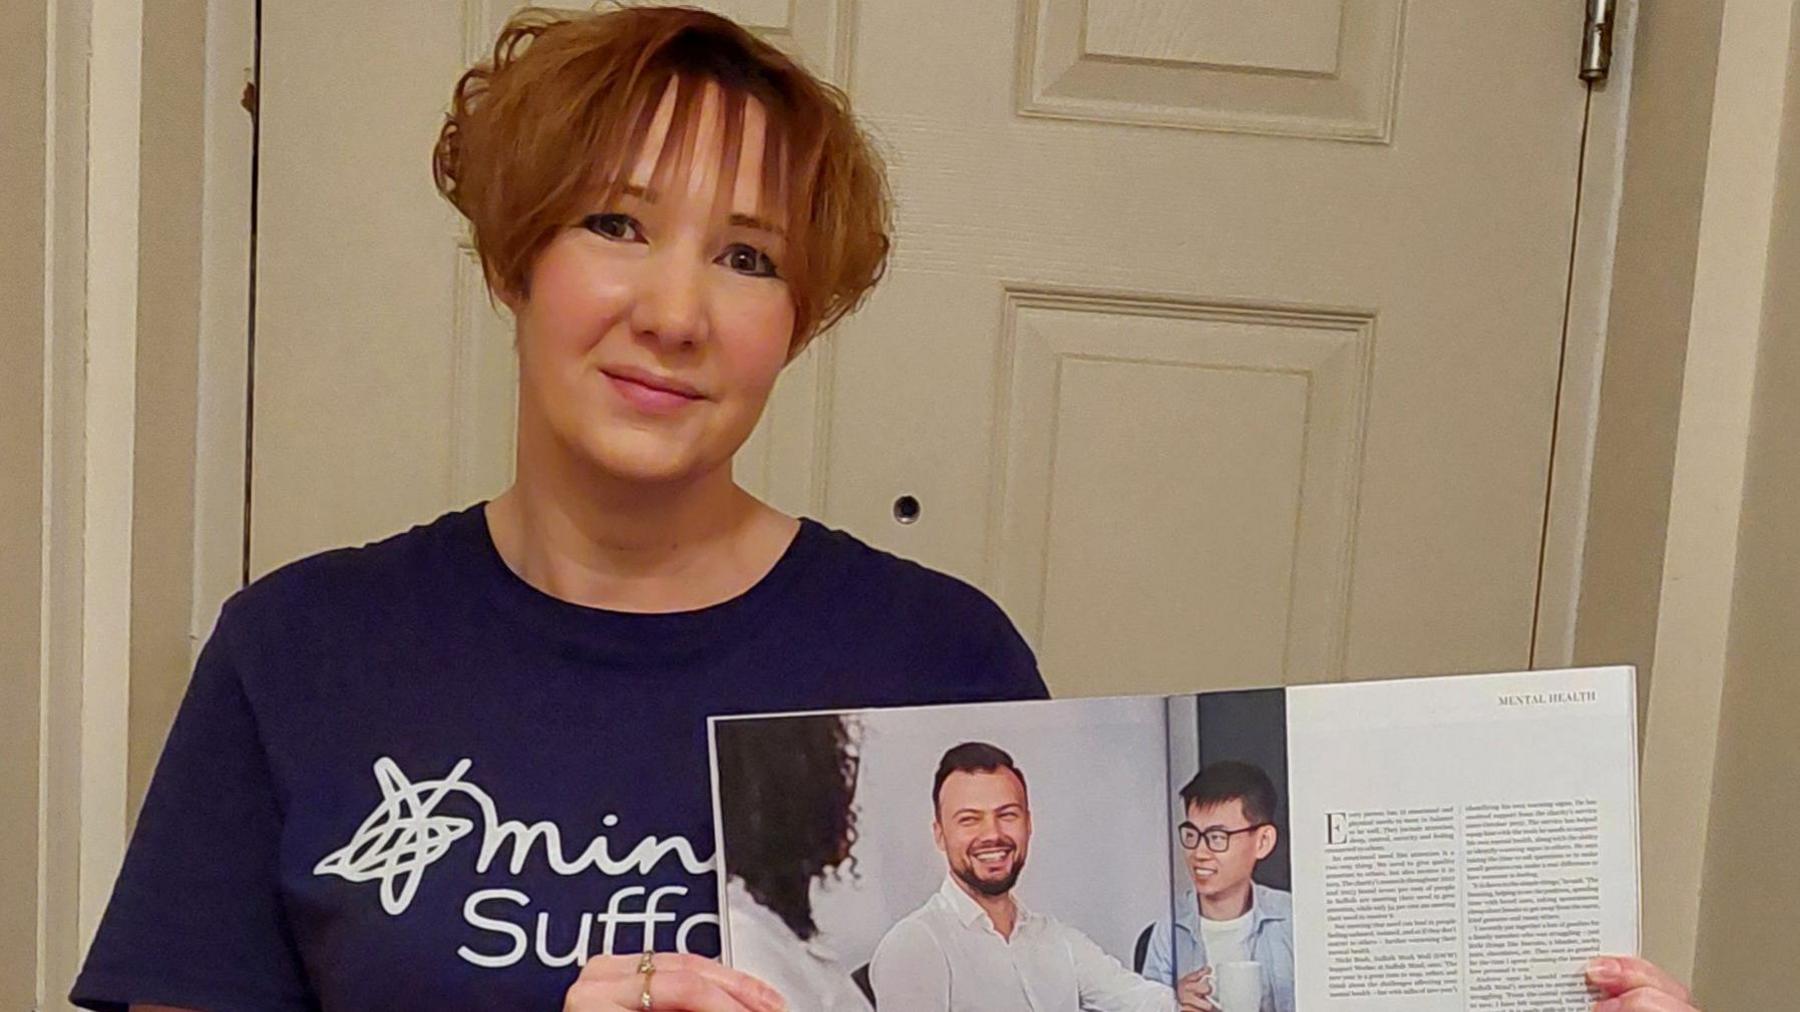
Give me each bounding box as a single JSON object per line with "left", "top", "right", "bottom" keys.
{"left": 630, "top": 250, "right": 708, "bottom": 350}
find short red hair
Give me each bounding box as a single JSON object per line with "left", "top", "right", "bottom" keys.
{"left": 433, "top": 5, "right": 892, "bottom": 352}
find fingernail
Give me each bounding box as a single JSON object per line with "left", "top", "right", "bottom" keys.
{"left": 1593, "top": 1000, "right": 1620, "bottom": 1012}
{"left": 1585, "top": 957, "right": 1618, "bottom": 980}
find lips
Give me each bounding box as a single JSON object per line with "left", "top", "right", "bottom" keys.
{"left": 601, "top": 366, "right": 705, "bottom": 415}
{"left": 969, "top": 843, "right": 1016, "bottom": 866}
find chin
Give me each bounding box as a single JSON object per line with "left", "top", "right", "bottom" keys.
{"left": 575, "top": 433, "right": 712, "bottom": 485}
{"left": 582, "top": 402, "right": 764, "bottom": 478}
{"left": 1196, "top": 878, "right": 1244, "bottom": 900}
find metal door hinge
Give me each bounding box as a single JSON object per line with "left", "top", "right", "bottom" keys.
{"left": 1581, "top": 0, "right": 1616, "bottom": 82}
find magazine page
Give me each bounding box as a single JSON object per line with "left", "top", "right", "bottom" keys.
{"left": 1161, "top": 688, "right": 1297, "bottom": 1012}
{"left": 1286, "top": 666, "right": 1639, "bottom": 1011}
{"left": 709, "top": 695, "right": 1176, "bottom": 1011}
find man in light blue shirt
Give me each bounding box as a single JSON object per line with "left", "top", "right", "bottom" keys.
{"left": 1142, "top": 762, "right": 1295, "bottom": 1012}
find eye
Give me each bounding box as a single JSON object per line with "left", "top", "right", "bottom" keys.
{"left": 719, "top": 243, "right": 780, "bottom": 278}
{"left": 580, "top": 212, "right": 643, "bottom": 242}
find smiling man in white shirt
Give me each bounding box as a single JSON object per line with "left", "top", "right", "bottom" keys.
{"left": 869, "top": 742, "right": 1175, "bottom": 1012}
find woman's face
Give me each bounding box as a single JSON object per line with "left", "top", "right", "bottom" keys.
{"left": 506, "top": 78, "right": 795, "bottom": 487}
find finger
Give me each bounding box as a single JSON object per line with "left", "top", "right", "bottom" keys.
{"left": 562, "top": 978, "right": 638, "bottom": 1012}
{"left": 576, "top": 952, "right": 681, "bottom": 984}
{"left": 573, "top": 953, "right": 784, "bottom": 1012}
{"left": 1175, "top": 978, "right": 1216, "bottom": 1008}
{"left": 661, "top": 952, "right": 787, "bottom": 1012}
{"left": 1593, "top": 985, "right": 1698, "bottom": 1012}
{"left": 649, "top": 968, "right": 763, "bottom": 1012}
{"left": 1586, "top": 956, "right": 1692, "bottom": 1002}
{"left": 574, "top": 952, "right": 642, "bottom": 981}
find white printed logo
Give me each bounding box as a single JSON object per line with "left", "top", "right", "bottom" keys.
{"left": 314, "top": 757, "right": 720, "bottom": 967}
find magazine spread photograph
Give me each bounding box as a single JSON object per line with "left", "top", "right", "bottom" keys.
{"left": 707, "top": 666, "right": 1639, "bottom": 1011}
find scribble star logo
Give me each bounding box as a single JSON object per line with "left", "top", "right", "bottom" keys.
{"left": 313, "top": 757, "right": 478, "bottom": 915}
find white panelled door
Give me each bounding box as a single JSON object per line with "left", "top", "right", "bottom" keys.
{"left": 254, "top": 1, "right": 1592, "bottom": 695}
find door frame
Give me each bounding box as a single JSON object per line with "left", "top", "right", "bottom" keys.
{"left": 1532, "top": 0, "right": 1641, "bottom": 670}
{"left": 37, "top": 0, "right": 146, "bottom": 1003}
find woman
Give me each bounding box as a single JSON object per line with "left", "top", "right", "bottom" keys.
{"left": 715, "top": 714, "right": 871, "bottom": 1011}
{"left": 72, "top": 8, "right": 1039, "bottom": 1012}
{"left": 68, "top": 7, "right": 1696, "bottom": 1012}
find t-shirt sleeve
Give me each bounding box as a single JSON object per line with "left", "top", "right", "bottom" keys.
{"left": 71, "top": 601, "right": 314, "bottom": 1012}
{"left": 976, "top": 602, "right": 1051, "bottom": 702}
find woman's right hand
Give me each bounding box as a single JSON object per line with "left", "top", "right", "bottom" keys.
{"left": 562, "top": 952, "right": 787, "bottom": 1012}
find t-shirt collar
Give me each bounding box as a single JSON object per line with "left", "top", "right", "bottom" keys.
{"left": 441, "top": 501, "right": 824, "bottom": 669}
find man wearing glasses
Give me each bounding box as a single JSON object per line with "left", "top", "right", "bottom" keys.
{"left": 1142, "top": 761, "right": 1295, "bottom": 1012}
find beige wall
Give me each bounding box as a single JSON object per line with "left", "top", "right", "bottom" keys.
{"left": 1575, "top": 0, "right": 1724, "bottom": 716}
{"left": 1692, "top": 7, "right": 1800, "bottom": 1004}
{"left": 1634, "top": 0, "right": 1798, "bottom": 981}
{"left": 0, "top": 4, "right": 49, "bottom": 1007}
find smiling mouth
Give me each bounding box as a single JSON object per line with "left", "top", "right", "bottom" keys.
{"left": 601, "top": 369, "right": 705, "bottom": 414}
{"left": 970, "top": 846, "right": 1015, "bottom": 864}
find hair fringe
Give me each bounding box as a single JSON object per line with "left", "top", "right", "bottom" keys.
{"left": 432, "top": 4, "right": 893, "bottom": 349}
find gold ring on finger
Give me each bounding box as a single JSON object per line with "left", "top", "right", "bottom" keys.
{"left": 637, "top": 951, "right": 656, "bottom": 1010}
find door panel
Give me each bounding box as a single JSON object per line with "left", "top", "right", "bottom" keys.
{"left": 254, "top": 0, "right": 1589, "bottom": 695}
{"left": 993, "top": 294, "right": 1371, "bottom": 693}
{"left": 1025, "top": 0, "right": 1400, "bottom": 139}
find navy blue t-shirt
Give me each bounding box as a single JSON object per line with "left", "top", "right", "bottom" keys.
{"left": 72, "top": 504, "right": 1046, "bottom": 1011}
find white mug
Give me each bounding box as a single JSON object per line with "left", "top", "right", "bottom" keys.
{"left": 1214, "top": 960, "right": 1262, "bottom": 1012}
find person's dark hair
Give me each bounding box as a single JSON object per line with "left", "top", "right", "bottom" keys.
{"left": 1179, "top": 760, "right": 1278, "bottom": 825}
{"left": 715, "top": 714, "right": 860, "bottom": 940}
{"left": 932, "top": 741, "right": 1027, "bottom": 814}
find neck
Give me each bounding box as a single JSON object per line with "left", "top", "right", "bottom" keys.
{"left": 952, "top": 877, "right": 1021, "bottom": 940}
{"left": 1198, "top": 879, "right": 1254, "bottom": 922}
{"left": 489, "top": 421, "right": 794, "bottom": 612}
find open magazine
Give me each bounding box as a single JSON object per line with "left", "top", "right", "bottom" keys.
{"left": 707, "top": 666, "right": 1639, "bottom": 1012}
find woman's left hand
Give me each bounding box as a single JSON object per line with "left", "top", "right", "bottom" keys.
{"left": 1586, "top": 956, "right": 1698, "bottom": 1011}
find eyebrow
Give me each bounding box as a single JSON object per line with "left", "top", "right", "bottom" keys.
{"left": 615, "top": 182, "right": 786, "bottom": 238}
{"left": 953, "top": 803, "right": 1024, "bottom": 817}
